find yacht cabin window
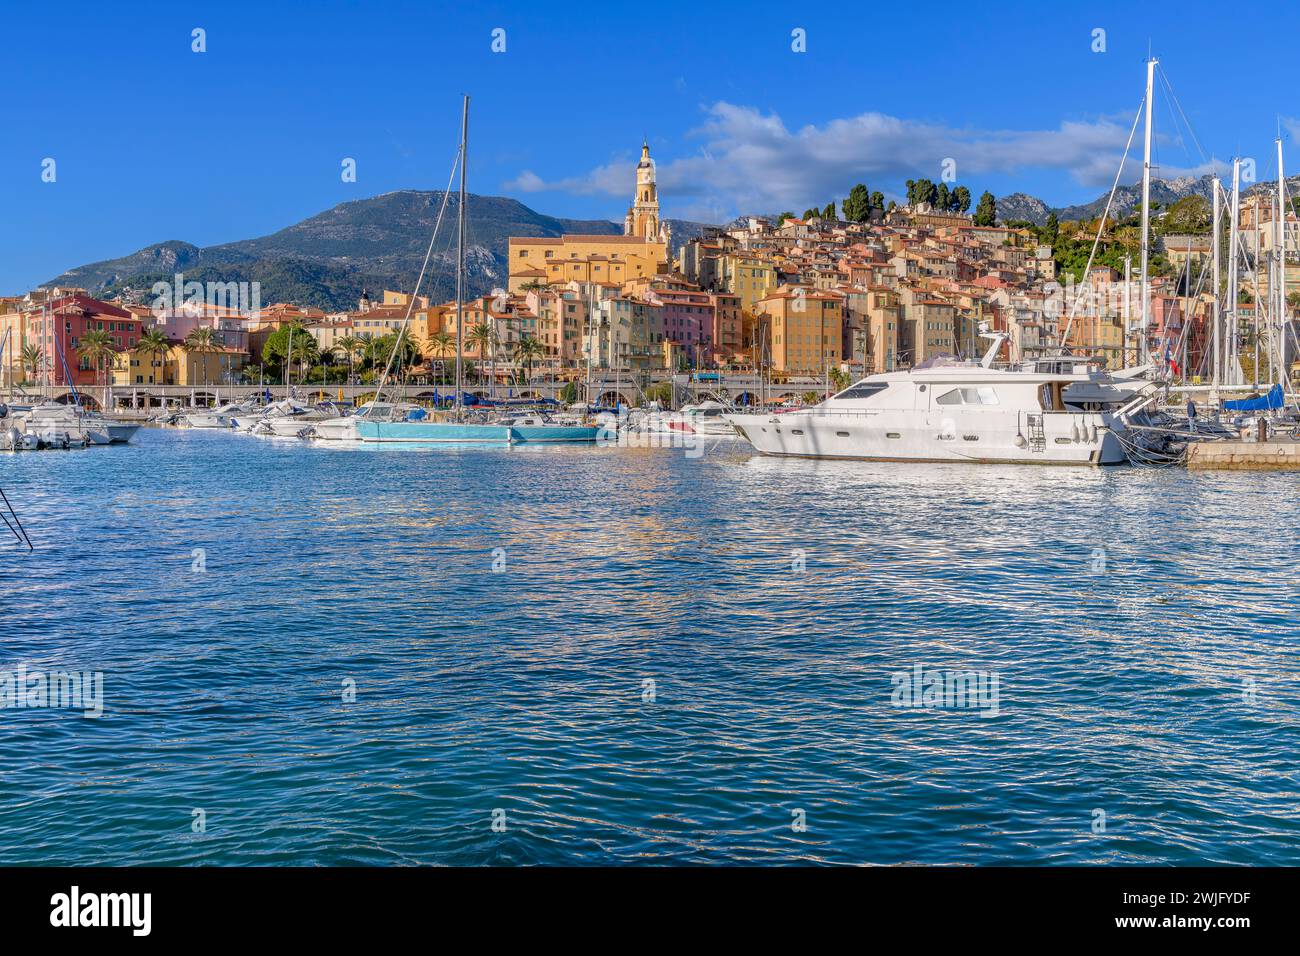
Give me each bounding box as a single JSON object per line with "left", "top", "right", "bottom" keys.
{"left": 936, "top": 387, "right": 999, "bottom": 406}
{"left": 835, "top": 382, "right": 888, "bottom": 401}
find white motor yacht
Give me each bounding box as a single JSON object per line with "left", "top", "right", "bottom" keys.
{"left": 728, "top": 336, "right": 1144, "bottom": 466}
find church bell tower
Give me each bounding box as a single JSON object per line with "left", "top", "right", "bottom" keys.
{"left": 625, "top": 140, "right": 661, "bottom": 241}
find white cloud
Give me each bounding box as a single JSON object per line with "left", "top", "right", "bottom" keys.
{"left": 504, "top": 160, "right": 630, "bottom": 196}
{"left": 505, "top": 101, "right": 1217, "bottom": 217}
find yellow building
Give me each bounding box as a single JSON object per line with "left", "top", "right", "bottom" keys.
{"left": 757, "top": 288, "right": 844, "bottom": 376}
{"left": 1065, "top": 314, "right": 1126, "bottom": 369}
{"left": 721, "top": 254, "right": 777, "bottom": 315}
{"left": 381, "top": 290, "right": 430, "bottom": 309}
{"left": 0, "top": 304, "right": 31, "bottom": 384}
{"left": 507, "top": 141, "right": 669, "bottom": 293}
{"left": 508, "top": 235, "right": 667, "bottom": 293}
{"left": 114, "top": 342, "right": 246, "bottom": 387}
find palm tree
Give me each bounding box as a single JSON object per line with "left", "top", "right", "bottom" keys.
{"left": 76, "top": 329, "right": 118, "bottom": 406}
{"left": 279, "top": 325, "right": 319, "bottom": 385}
{"left": 512, "top": 336, "right": 545, "bottom": 385}
{"left": 468, "top": 321, "right": 494, "bottom": 357}
{"left": 426, "top": 331, "right": 455, "bottom": 383}
{"left": 468, "top": 322, "right": 497, "bottom": 395}
{"left": 334, "top": 335, "right": 362, "bottom": 384}
{"left": 20, "top": 342, "right": 43, "bottom": 385}
{"left": 183, "top": 326, "right": 220, "bottom": 390}
{"left": 135, "top": 328, "right": 172, "bottom": 388}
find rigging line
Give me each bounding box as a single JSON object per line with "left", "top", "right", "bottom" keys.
{"left": 1171, "top": 242, "right": 1212, "bottom": 375}
{"left": 370, "top": 149, "right": 461, "bottom": 411}
{"left": 1278, "top": 174, "right": 1300, "bottom": 404}
{"left": 1058, "top": 93, "right": 1146, "bottom": 348}
{"left": 1157, "top": 73, "right": 1190, "bottom": 168}
{"left": 1156, "top": 63, "right": 1210, "bottom": 168}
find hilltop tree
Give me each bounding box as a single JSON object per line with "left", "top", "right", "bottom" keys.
{"left": 952, "top": 185, "right": 972, "bottom": 214}
{"left": 1160, "top": 195, "right": 1211, "bottom": 234}
{"left": 913, "top": 178, "right": 938, "bottom": 208}
{"left": 823, "top": 201, "right": 837, "bottom": 220}
{"left": 936, "top": 182, "right": 950, "bottom": 212}
{"left": 870, "top": 191, "right": 885, "bottom": 213}
{"left": 973, "top": 190, "right": 998, "bottom": 226}
{"left": 905, "top": 180, "right": 916, "bottom": 205}
{"left": 802, "top": 207, "right": 820, "bottom": 221}
{"left": 843, "top": 184, "right": 871, "bottom": 222}
{"left": 777, "top": 211, "right": 796, "bottom": 225}
{"left": 1044, "top": 212, "right": 1060, "bottom": 244}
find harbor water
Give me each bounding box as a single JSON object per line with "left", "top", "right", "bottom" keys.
{"left": 1, "top": 428, "right": 1297, "bottom": 865}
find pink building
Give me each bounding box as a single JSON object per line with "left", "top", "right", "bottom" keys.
{"left": 153, "top": 303, "right": 250, "bottom": 353}
{"left": 639, "top": 286, "right": 714, "bottom": 362}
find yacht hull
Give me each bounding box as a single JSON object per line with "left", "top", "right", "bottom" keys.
{"left": 728, "top": 412, "right": 1126, "bottom": 465}
{"left": 258, "top": 418, "right": 317, "bottom": 437}
{"left": 309, "top": 418, "right": 360, "bottom": 440}
{"left": 184, "top": 415, "right": 238, "bottom": 428}
{"left": 103, "top": 422, "right": 141, "bottom": 443}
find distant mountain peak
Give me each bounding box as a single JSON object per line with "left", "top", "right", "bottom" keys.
{"left": 995, "top": 174, "right": 1224, "bottom": 227}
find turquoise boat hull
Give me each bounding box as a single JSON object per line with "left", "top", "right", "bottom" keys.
{"left": 354, "top": 421, "right": 511, "bottom": 443}
{"left": 510, "top": 425, "right": 601, "bottom": 443}
{"left": 354, "top": 421, "right": 600, "bottom": 444}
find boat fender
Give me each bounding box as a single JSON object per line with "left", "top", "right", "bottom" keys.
{"left": 1090, "top": 424, "right": 1098, "bottom": 444}
{"left": 1070, "top": 422, "right": 1081, "bottom": 443}
{"left": 1014, "top": 433, "right": 1027, "bottom": 448}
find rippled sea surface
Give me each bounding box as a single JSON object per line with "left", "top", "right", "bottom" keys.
{"left": 1, "top": 426, "right": 1298, "bottom": 865}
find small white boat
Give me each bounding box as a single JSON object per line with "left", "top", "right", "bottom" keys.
{"left": 309, "top": 401, "right": 417, "bottom": 440}
{"left": 629, "top": 400, "right": 737, "bottom": 437}
{"left": 249, "top": 400, "right": 344, "bottom": 437}
{"left": 13, "top": 402, "right": 132, "bottom": 447}
{"left": 186, "top": 401, "right": 261, "bottom": 429}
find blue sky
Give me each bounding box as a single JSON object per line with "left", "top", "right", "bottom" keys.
{"left": 2, "top": 0, "right": 1297, "bottom": 292}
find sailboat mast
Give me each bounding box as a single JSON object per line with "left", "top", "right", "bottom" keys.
{"left": 1123, "top": 255, "right": 1131, "bottom": 366}
{"left": 1228, "top": 159, "right": 1241, "bottom": 384}
{"left": 1139, "top": 57, "right": 1157, "bottom": 366}
{"left": 1277, "top": 137, "right": 1287, "bottom": 389}
{"left": 1212, "top": 175, "right": 1221, "bottom": 392}
{"left": 455, "top": 94, "right": 469, "bottom": 419}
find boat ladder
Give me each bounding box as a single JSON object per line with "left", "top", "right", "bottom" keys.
{"left": 1026, "top": 413, "right": 1046, "bottom": 452}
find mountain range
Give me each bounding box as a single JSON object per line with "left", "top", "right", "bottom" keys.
{"left": 996, "top": 173, "right": 1300, "bottom": 227}
{"left": 49, "top": 190, "right": 711, "bottom": 312}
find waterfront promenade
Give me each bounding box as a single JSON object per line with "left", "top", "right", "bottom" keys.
{"left": 2, "top": 372, "right": 832, "bottom": 414}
